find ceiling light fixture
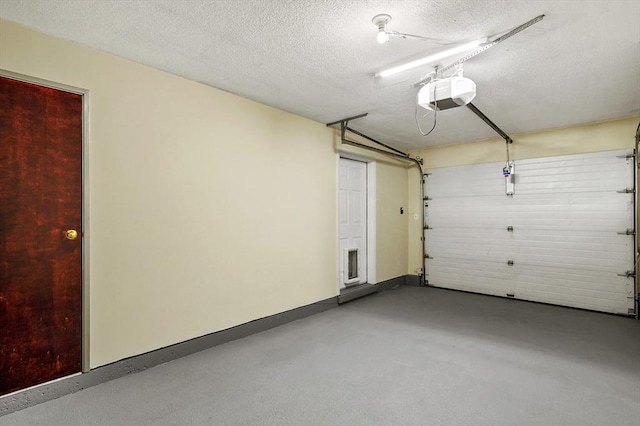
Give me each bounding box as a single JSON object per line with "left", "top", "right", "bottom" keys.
{"left": 372, "top": 14, "right": 391, "bottom": 44}
{"left": 376, "top": 39, "right": 485, "bottom": 77}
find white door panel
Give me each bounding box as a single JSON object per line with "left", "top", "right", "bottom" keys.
{"left": 339, "top": 158, "right": 367, "bottom": 289}
{"left": 424, "top": 149, "right": 635, "bottom": 315}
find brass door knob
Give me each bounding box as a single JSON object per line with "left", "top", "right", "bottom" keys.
{"left": 65, "top": 230, "right": 78, "bottom": 240}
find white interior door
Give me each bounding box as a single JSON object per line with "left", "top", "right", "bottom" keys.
{"left": 339, "top": 158, "right": 367, "bottom": 289}
{"left": 424, "top": 150, "right": 635, "bottom": 315}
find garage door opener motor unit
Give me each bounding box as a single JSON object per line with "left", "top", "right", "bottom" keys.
{"left": 418, "top": 75, "right": 476, "bottom": 111}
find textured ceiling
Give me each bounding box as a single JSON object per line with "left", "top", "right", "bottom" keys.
{"left": 1, "top": 0, "right": 639, "bottom": 149}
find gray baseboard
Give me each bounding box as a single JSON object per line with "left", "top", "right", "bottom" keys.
{"left": 338, "top": 283, "right": 378, "bottom": 304}
{"left": 338, "top": 275, "right": 413, "bottom": 304}
{"left": 0, "top": 296, "right": 338, "bottom": 416}
{"left": 377, "top": 275, "right": 409, "bottom": 291}
{"left": 404, "top": 275, "right": 422, "bottom": 287}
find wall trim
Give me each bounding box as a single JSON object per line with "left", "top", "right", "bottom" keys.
{"left": 0, "top": 296, "right": 338, "bottom": 416}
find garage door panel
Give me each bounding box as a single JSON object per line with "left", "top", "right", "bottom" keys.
{"left": 515, "top": 288, "right": 631, "bottom": 314}
{"left": 424, "top": 149, "right": 635, "bottom": 315}
{"left": 517, "top": 162, "right": 632, "bottom": 194}
{"left": 514, "top": 230, "right": 631, "bottom": 249}
{"left": 426, "top": 228, "right": 511, "bottom": 259}
{"left": 512, "top": 252, "right": 628, "bottom": 271}
{"left": 426, "top": 164, "right": 504, "bottom": 198}
{"left": 514, "top": 263, "right": 631, "bottom": 287}
{"left": 428, "top": 199, "right": 508, "bottom": 228}
{"left": 514, "top": 276, "right": 633, "bottom": 300}
{"left": 428, "top": 196, "right": 632, "bottom": 230}
{"left": 427, "top": 258, "right": 514, "bottom": 296}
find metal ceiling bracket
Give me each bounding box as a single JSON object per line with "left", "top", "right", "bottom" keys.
{"left": 325, "top": 113, "right": 369, "bottom": 128}
{"left": 326, "top": 113, "right": 370, "bottom": 143}
{"left": 466, "top": 103, "right": 513, "bottom": 144}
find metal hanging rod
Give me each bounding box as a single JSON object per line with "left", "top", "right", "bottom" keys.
{"left": 466, "top": 103, "right": 513, "bottom": 144}
{"left": 326, "top": 113, "right": 414, "bottom": 159}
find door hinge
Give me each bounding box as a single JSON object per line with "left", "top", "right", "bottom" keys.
{"left": 423, "top": 196, "right": 432, "bottom": 201}
{"left": 617, "top": 153, "right": 636, "bottom": 159}
{"left": 617, "top": 270, "right": 636, "bottom": 278}
{"left": 617, "top": 188, "right": 635, "bottom": 194}
{"left": 617, "top": 229, "right": 636, "bottom": 235}
{"left": 507, "top": 226, "right": 514, "bottom": 232}
{"left": 424, "top": 253, "right": 434, "bottom": 259}
{"left": 507, "top": 260, "right": 514, "bottom": 266}
{"left": 424, "top": 225, "right": 432, "bottom": 230}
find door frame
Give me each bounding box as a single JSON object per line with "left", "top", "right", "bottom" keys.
{"left": 337, "top": 153, "right": 377, "bottom": 289}
{"left": 1, "top": 69, "right": 91, "bottom": 373}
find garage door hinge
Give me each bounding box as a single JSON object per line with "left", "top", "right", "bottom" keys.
{"left": 424, "top": 253, "right": 434, "bottom": 259}
{"left": 507, "top": 260, "right": 514, "bottom": 266}
{"left": 617, "top": 229, "right": 635, "bottom": 235}
{"left": 617, "top": 153, "right": 636, "bottom": 159}
{"left": 617, "top": 270, "right": 635, "bottom": 278}
{"left": 423, "top": 196, "right": 432, "bottom": 201}
{"left": 617, "top": 188, "right": 635, "bottom": 194}
{"left": 424, "top": 224, "right": 432, "bottom": 230}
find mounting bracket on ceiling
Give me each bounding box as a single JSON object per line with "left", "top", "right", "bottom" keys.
{"left": 326, "top": 113, "right": 416, "bottom": 160}
{"left": 372, "top": 14, "right": 448, "bottom": 45}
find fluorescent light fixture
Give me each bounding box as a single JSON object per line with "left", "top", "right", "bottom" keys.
{"left": 376, "top": 39, "right": 483, "bottom": 77}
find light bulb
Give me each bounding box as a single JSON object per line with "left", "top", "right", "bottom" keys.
{"left": 377, "top": 30, "right": 389, "bottom": 44}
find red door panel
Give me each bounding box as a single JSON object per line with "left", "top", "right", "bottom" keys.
{"left": 0, "top": 76, "right": 83, "bottom": 395}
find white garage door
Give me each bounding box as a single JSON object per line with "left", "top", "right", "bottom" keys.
{"left": 424, "top": 149, "right": 636, "bottom": 315}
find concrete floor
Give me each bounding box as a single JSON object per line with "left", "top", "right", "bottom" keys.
{"left": 1, "top": 286, "right": 639, "bottom": 426}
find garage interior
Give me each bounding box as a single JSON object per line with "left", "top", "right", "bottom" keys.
{"left": 1, "top": 0, "right": 639, "bottom": 424}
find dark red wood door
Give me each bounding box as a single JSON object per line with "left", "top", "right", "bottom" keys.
{"left": 0, "top": 76, "right": 83, "bottom": 395}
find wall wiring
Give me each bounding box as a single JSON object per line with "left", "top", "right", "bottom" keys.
{"left": 415, "top": 92, "right": 438, "bottom": 136}
{"left": 415, "top": 73, "right": 438, "bottom": 137}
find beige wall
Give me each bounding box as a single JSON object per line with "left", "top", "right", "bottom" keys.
{"left": 375, "top": 161, "right": 409, "bottom": 281}
{"left": 407, "top": 116, "right": 640, "bottom": 276}
{"left": 1, "top": 19, "right": 340, "bottom": 368}
{"left": 1, "top": 19, "right": 413, "bottom": 368}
